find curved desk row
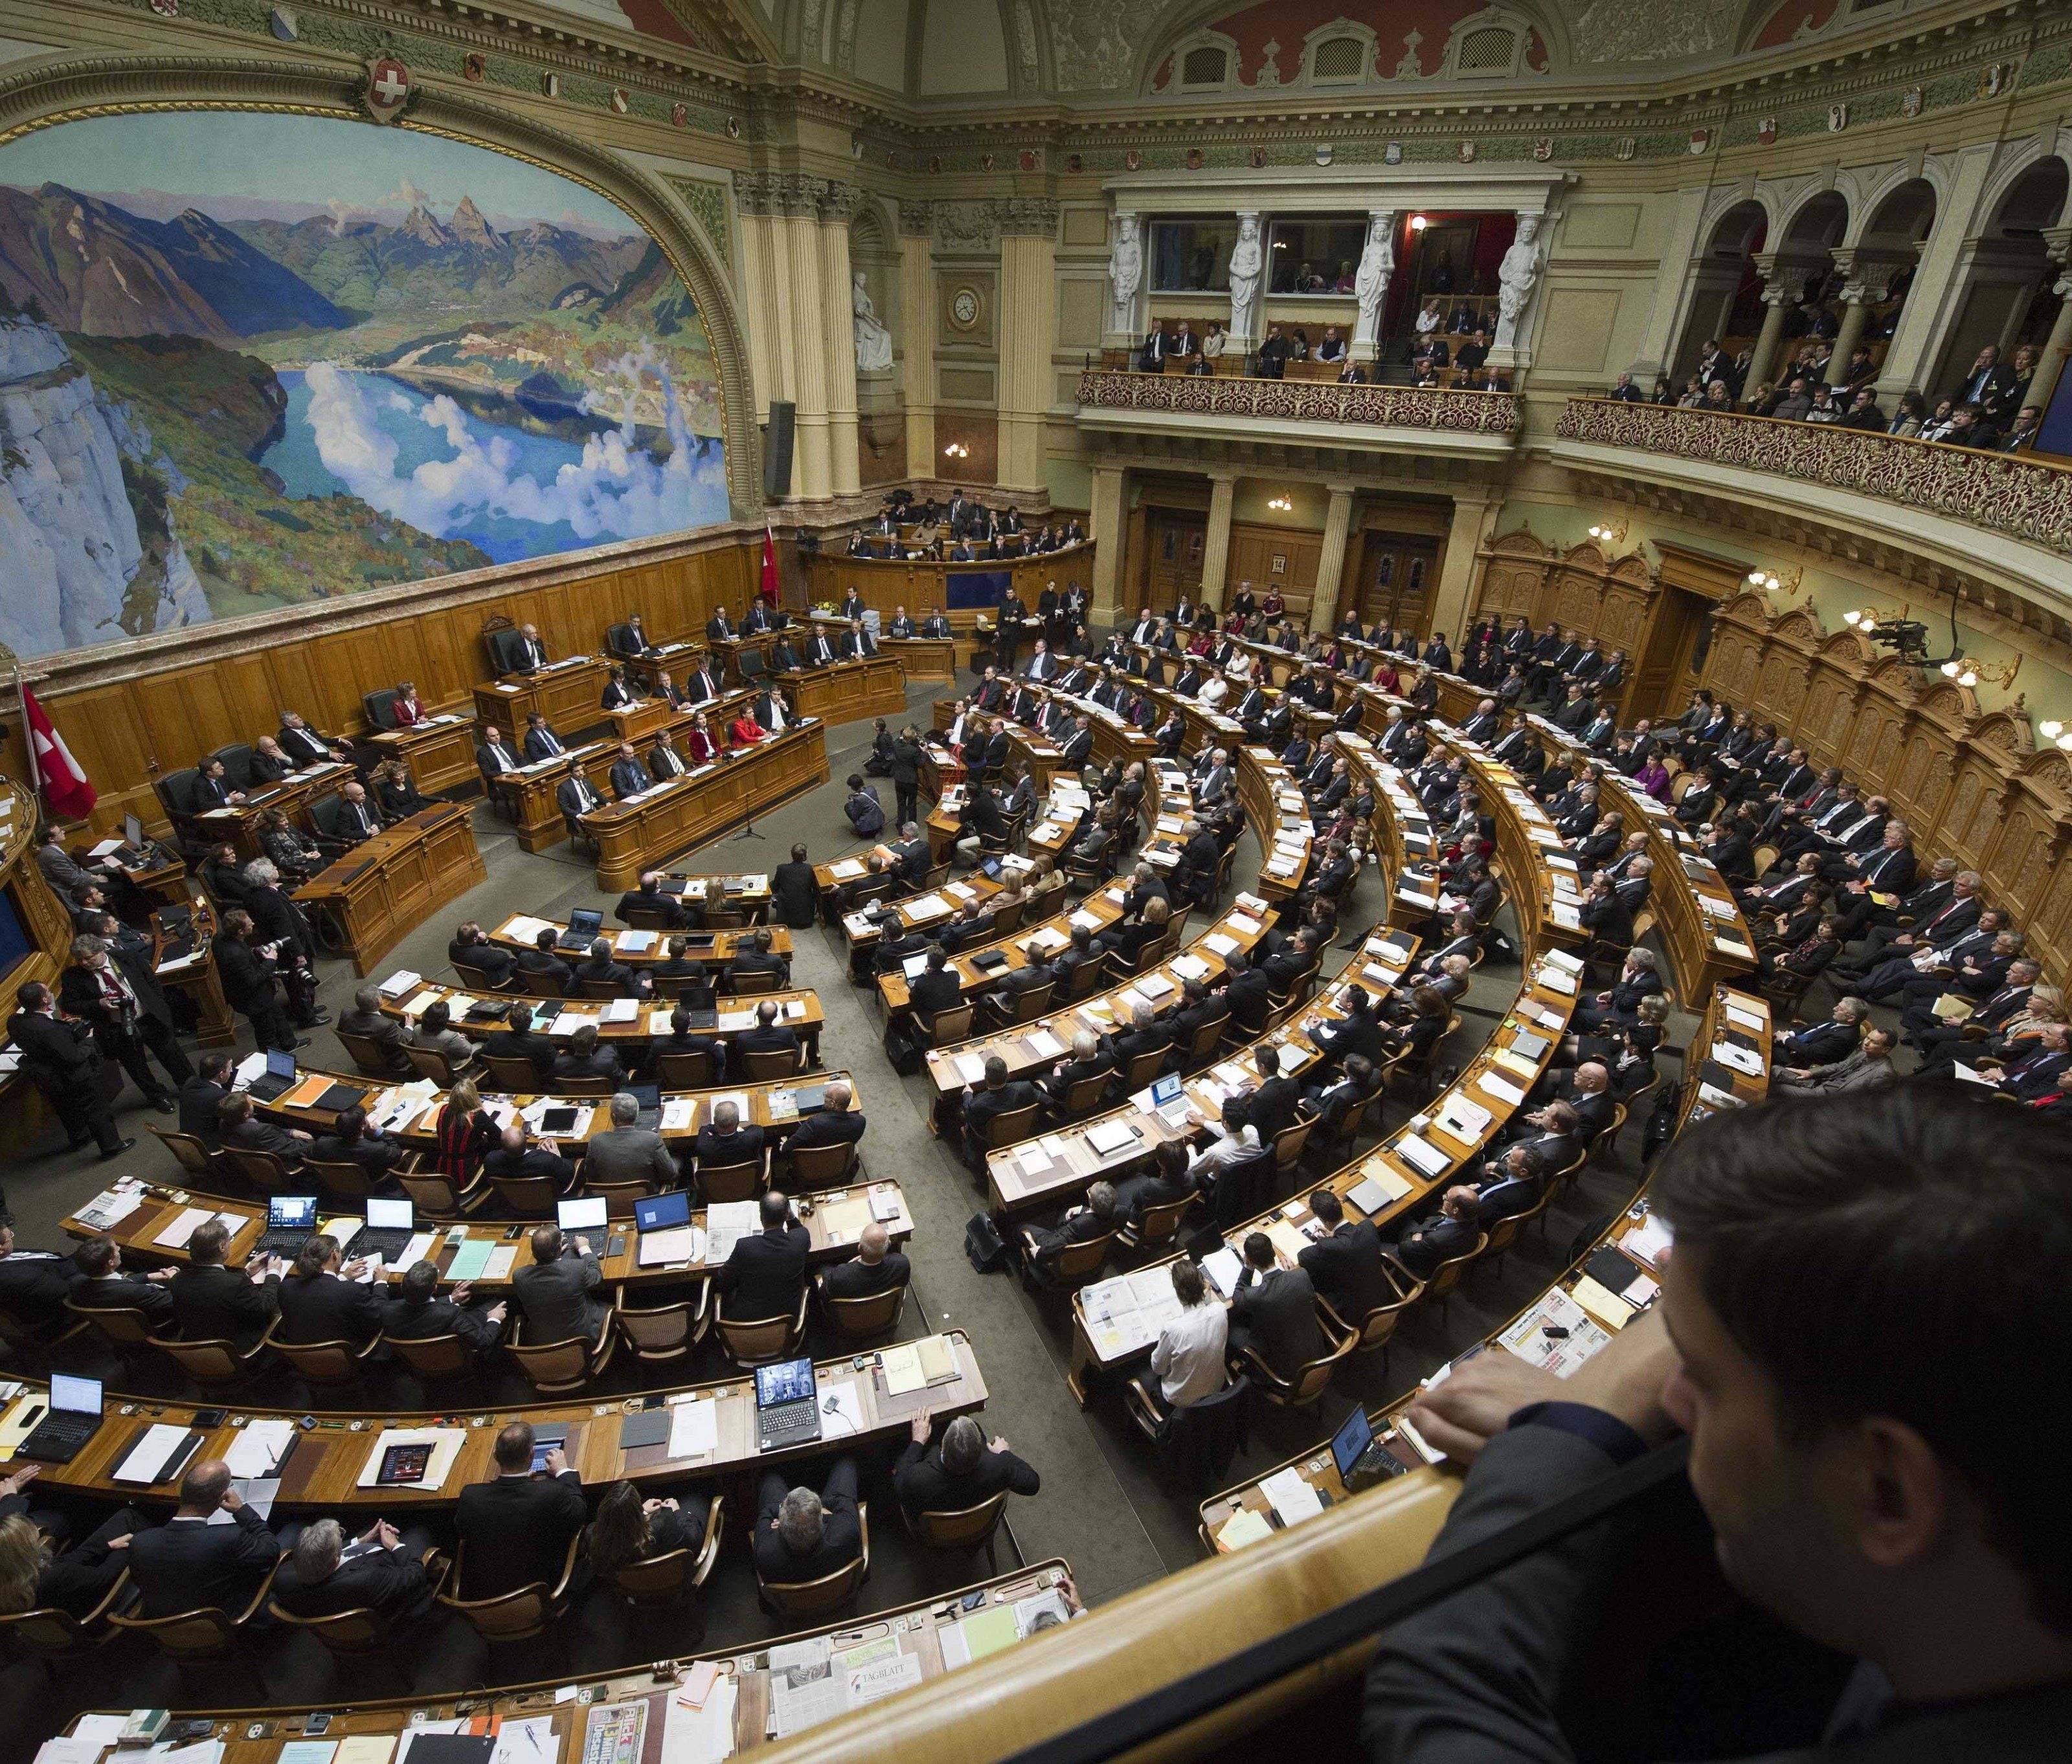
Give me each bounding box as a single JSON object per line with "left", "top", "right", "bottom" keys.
{"left": 490, "top": 913, "right": 793, "bottom": 971}
{"left": 379, "top": 980, "right": 826, "bottom": 1064}
{"left": 64, "top": 1176, "right": 913, "bottom": 1295}
{"left": 1066, "top": 944, "right": 1582, "bottom": 1404}
{"left": 1196, "top": 984, "right": 1771, "bottom": 1551}
{"left": 0, "top": 1332, "right": 985, "bottom": 1511}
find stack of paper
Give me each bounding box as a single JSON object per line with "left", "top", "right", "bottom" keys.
{"left": 704, "top": 1201, "right": 760, "bottom": 1264}
{"left": 1261, "top": 1466, "right": 1325, "bottom": 1524}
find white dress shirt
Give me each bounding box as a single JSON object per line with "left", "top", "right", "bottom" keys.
{"left": 1151, "top": 1301, "right": 1229, "bottom": 1405}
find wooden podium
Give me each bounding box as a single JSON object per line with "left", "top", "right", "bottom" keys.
{"left": 471, "top": 656, "right": 615, "bottom": 736}
{"left": 294, "top": 803, "right": 486, "bottom": 975}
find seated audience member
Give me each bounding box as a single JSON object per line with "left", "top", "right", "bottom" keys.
{"left": 405, "top": 999, "right": 477, "bottom": 1069}
{"left": 453, "top": 1422, "right": 587, "bottom": 1600}
{"left": 1186, "top": 1094, "right": 1263, "bottom": 1187}
{"left": 338, "top": 985, "right": 412, "bottom": 1078}
{"left": 712, "top": 1190, "right": 809, "bottom": 1320}
{"left": 962, "top": 1054, "right": 1043, "bottom": 1170}
{"left": 585, "top": 1479, "right": 712, "bottom": 1578}
{"left": 1297, "top": 1189, "right": 1391, "bottom": 1320}
{"left": 0, "top": 1495, "right": 150, "bottom": 1618}
{"left": 1387, "top": 1187, "right": 1485, "bottom": 1279}
{"left": 553, "top": 1022, "right": 627, "bottom": 1086}
{"left": 894, "top": 1414, "right": 1041, "bottom": 1523}
{"left": 693, "top": 1099, "right": 765, "bottom": 1176}
{"left": 1226, "top": 1230, "right": 1325, "bottom": 1379}
{"left": 169, "top": 1218, "right": 282, "bottom": 1351}
{"left": 380, "top": 1258, "right": 505, "bottom": 1355}
{"left": 484, "top": 1000, "right": 557, "bottom": 1082}
{"left": 1022, "top": 1180, "right": 1118, "bottom": 1276}
{"left": 270, "top": 1515, "right": 440, "bottom": 1636}
{"left": 277, "top": 1234, "right": 383, "bottom": 1345}
{"left": 512, "top": 1222, "right": 608, "bottom": 1344}
{"left": 127, "top": 1459, "right": 282, "bottom": 1618}
{"left": 789, "top": 1078, "right": 864, "bottom": 1152}
{"left": 1135, "top": 1258, "right": 1228, "bottom": 1422}
{"left": 1770, "top": 1026, "right": 1899, "bottom": 1095}
{"left": 1109, "top": 1139, "right": 1199, "bottom": 1228}
{"left": 583, "top": 1090, "right": 681, "bottom": 1190}
{"left": 754, "top": 1458, "right": 863, "bottom": 1585}
{"left": 67, "top": 1234, "right": 175, "bottom": 1330}
{"left": 820, "top": 1220, "right": 910, "bottom": 1301}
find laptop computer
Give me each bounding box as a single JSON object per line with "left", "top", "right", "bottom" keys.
{"left": 557, "top": 1196, "right": 609, "bottom": 1234}
{"left": 634, "top": 1189, "right": 695, "bottom": 1266}
{"left": 557, "top": 907, "right": 605, "bottom": 951}
{"left": 755, "top": 1356, "right": 823, "bottom": 1453}
{"left": 1149, "top": 1072, "right": 1192, "bottom": 1126}
{"left": 245, "top": 1048, "right": 298, "bottom": 1103}
{"left": 1331, "top": 1404, "right": 1404, "bottom": 1490}
{"left": 19, "top": 1374, "right": 106, "bottom": 1466}
{"left": 254, "top": 1194, "right": 321, "bottom": 1258}
{"left": 628, "top": 1082, "right": 662, "bottom": 1132}
{"left": 345, "top": 1196, "right": 416, "bottom": 1264}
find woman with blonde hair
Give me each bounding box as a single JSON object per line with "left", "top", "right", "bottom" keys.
{"left": 431, "top": 1077, "right": 493, "bottom": 1180}
{"left": 0, "top": 1471, "right": 150, "bottom": 1616}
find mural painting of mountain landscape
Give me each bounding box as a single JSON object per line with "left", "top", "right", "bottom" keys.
{"left": 0, "top": 111, "right": 728, "bottom": 660}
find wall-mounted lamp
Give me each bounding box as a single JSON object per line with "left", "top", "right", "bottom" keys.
{"left": 1409, "top": 216, "right": 1428, "bottom": 232}
{"left": 943, "top": 442, "right": 969, "bottom": 460}
{"left": 1841, "top": 603, "right": 1908, "bottom": 631}
{"left": 1941, "top": 654, "right": 2020, "bottom": 691}
{"left": 1267, "top": 493, "right": 1293, "bottom": 513}
{"left": 1588, "top": 519, "right": 1628, "bottom": 545}
{"left": 2038, "top": 718, "right": 2072, "bottom": 752}
{"left": 1746, "top": 564, "right": 1803, "bottom": 596}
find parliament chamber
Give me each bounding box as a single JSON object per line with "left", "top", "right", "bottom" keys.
{"left": 1, "top": 1, "right": 2069, "bottom": 1761}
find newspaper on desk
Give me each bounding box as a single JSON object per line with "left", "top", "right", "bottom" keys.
{"left": 1499, "top": 1286, "right": 1612, "bottom": 1377}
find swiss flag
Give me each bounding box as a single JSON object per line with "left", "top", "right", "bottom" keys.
{"left": 16, "top": 674, "right": 98, "bottom": 823}
{"left": 759, "top": 525, "right": 781, "bottom": 606}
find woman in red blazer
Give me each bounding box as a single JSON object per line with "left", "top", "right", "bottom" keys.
{"left": 390, "top": 680, "right": 424, "bottom": 726}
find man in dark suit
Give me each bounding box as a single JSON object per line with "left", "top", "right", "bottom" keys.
{"left": 512, "top": 1223, "right": 608, "bottom": 1345}
{"left": 449, "top": 922, "right": 518, "bottom": 988}
{"left": 178, "top": 1050, "right": 236, "bottom": 1139}
{"left": 477, "top": 724, "right": 521, "bottom": 781}
{"left": 1227, "top": 1232, "right": 1325, "bottom": 1379}
{"left": 8, "top": 981, "right": 131, "bottom": 1158}
{"left": 819, "top": 1221, "right": 909, "bottom": 1302}
{"left": 1247, "top": 1043, "right": 1305, "bottom": 1145}
{"left": 454, "top": 1423, "right": 589, "bottom": 1600}
{"left": 276, "top": 1235, "right": 383, "bottom": 1345}
{"left": 693, "top": 1099, "right": 765, "bottom": 1174}
{"left": 308, "top": 1106, "right": 407, "bottom": 1193}
{"left": 1774, "top": 998, "right": 1868, "bottom": 1069}
{"left": 515, "top": 929, "right": 574, "bottom": 994}
{"left": 380, "top": 1257, "right": 506, "bottom": 1356}
{"left": 729, "top": 998, "right": 802, "bottom": 1073}
{"left": 615, "top": 873, "right": 685, "bottom": 928}
{"left": 908, "top": 945, "right": 965, "bottom": 1025}
{"left": 609, "top": 741, "right": 655, "bottom": 798}
{"left": 271, "top": 1516, "right": 440, "bottom": 1636}
{"left": 1296, "top": 1190, "right": 1391, "bottom": 1321}
{"left": 168, "top": 1220, "right": 281, "bottom": 1351}
{"left": 962, "top": 1055, "right": 1043, "bottom": 1171}
{"left": 893, "top": 1413, "right": 1041, "bottom": 1524}
{"left": 712, "top": 1190, "right": 810, "bottom": 1321}
{"left": 0, "top": 1223, "right": 75, "bottom": 1338}
{"left": 1022, "top": 1181, "right": 1118, "bottom": 1277}
{"left": 1386, "top": 1187, "right": 1483, "bottom": 1280}
{"left": 521, "top": 713, "right": 567, "bottom": 762}
{"left": 128, "top": 1458, "right": 284, "bottom": 1618}
{"left": 60, "top": 931, "right": 193, "bottom": 1110}
{"left": 568, "top": 941, "right": 640, "bottom": 999}
{"left": 557, "top": 769, "right": 605, "bottom": 830}
{"left": 725, "top": 928, "right": 791, "bottom": 991}
{"left": 789, "top": 1078, "right": 865, "bottom": 1153}
{"left": 755, "top": 1457, "right": 862, "bottom": 1585}
{"left": 67, "top": 1234, "right": 175, "bottom": 1328}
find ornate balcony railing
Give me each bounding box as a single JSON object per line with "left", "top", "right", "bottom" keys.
{"left": 1554, "top": 397, "right": 2072, "bottom": 555}
{"left": 1075, "top": 369, "right": 1522, "bottom": 438}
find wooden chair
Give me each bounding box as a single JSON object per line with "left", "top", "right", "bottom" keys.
{"left": 491, "top": 1163, "right": 576, "bottom": 1214}
{"left": 480, "top": 1053, "right": 545, "bottom": 1092}
{"left": 1271, "top": 1105, "right": 1320, "bottom": 1179}
{"left": 739, "top": 1045, "right": 802, "bottom": 1082}
{"left": 396, "top": 1166, "right": 491, "bottom": 1216}
{"left": 403, "top": 1042, "right": 476, "bottom": 1085}
{"left": 1120, "top": 1044, "right": 1168, "bottom": 1090}
{"left": 1233, "top": 1315, "right": 1360, "bottom": 1409}
{"left": 152, "top": 1324, "right": 273, "bottom": 1390}
{"left": 438, "top": 1535, "right": 581, "bottom": 1643}
{"left": 1405, "top": 1233, "right": 1487, "bottom": 1323}
{"left": 64, "top": 1299, "right": 158, "bottom": 1352}
{"left": 269, "top": 1552, "right": 451, "bottom": 1678}
{"left": 788, "top": 1139, "right": 861, "bottom": 1191}
{"left": 1022, "top": 1227, "right": 1115, "bottom": 1293}
{"left": 1481, "top": 1183, "right": 1559, "bottom": 1277}
{"left": 984, "top": 1100, "right": 1043, "bottom": 1155}
{"left": 1123, "top": 1374, "right": 1252, "bottom": 1492}
{"left": 903, "top": 1489, "right": 1022, "bottom": 1576}
{"left": 618, "top": 905, "right": 677, "bottom": 932}
{"left": 816, "top": 1276, "right": 908, "bottom": 1343}
{"left": 273, "top": 1330, "right": 384, "bottom": 1389}
{"left": 617, "top": 1291, "right": 708, "bottom": 1365}
{"left": 1320, "top": 1266, "right": 1423, "bottom": 1374}
{"left": 989, "top": 896, "right": 1026, "bottom": 935}
{"left": 1114, "top": 1192, "right": 1197, "bottom": 1258}
{"left": 303, "top": 1154, "right": 388, "bottom": 1204}
{"left": 1053, "top": 1069, "right": 1111, "bottom": 1122}
{"left": 109, "top": 1561, "right": 281, "bottom": 1671}
{"left": 729, "top": 969, "right": 782, "bottom": 996}
{"left": 695, "top": 1151, "right": 769, "bottom": 1203}
{"left": 385, "top": 1330, "right": 482, "bottom": 1384}
{"left": 756, "top": 1504, "right": 870, "bottom": 1621}
{"left": 653, "top": 1047, "right": 716, "bottom": 1088}
{"left": 508, "top": 1313, "right": 618, "bottom": 1394}
{"left": 336, "top": 1029, "right": 409, "bottom": 1080}
{"left": 0, "top": 1570, "right": 135, "bottom": 1660}
{"left": 150, "top": 1123, "right": 223, "bottom": 1182}
{"left": 602, "top": 1499, "right": 724, "bottom": 1620}
{"left": 918, "top": 1003, "right": 974, "bottom": 1047}
{"left": 1181, "top": 1009, "right": 1231, "bottom": 1071}
{"left": 1063, "top": 952, "right": 1111, "bottom": 1001}
{"left": 992, "top": 979, "right": 1055, "bottom": 1028}
{"left": 584, "top": 1178, "right": 654, "bottom": 1221}
{"left": 452, "top": 960, "right": 510, "bottom": 994}
{"left": 553, "top": 1076, "right": 616, "bottom": 1099}
{"left": 216, "top": 1143, "right": 295, "bottom": 1196}
{"left": 713, "top": 1290, "right": 809, "bottom": 1367}
{"left": 574, "top": 977, "right": 630, "bottom": 1001}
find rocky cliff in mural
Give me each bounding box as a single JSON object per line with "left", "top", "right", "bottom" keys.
{"left": 0, "top": 314, "right": 209, "bottom": 656}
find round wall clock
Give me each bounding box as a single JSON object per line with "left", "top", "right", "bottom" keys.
{"left": 950, "top": 286, "right": 983, "bottom": 331}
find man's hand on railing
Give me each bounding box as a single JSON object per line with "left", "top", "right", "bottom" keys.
{"left": 1406, "top": 1306, "right": 1682, "bottom": 1464}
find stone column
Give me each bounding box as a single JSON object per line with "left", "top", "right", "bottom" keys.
{"left": 2027, "top": 225, "right": 2072, "bottom": 416}
{"left": 777, "top": 177, "right": 832, "bottom": 502}
{"left": 997, "top": 198, "right": 1060, "bottom": 498}
{"left": 1200, "top": 470, "right": 1237, "bottom": 610}
{"left": 1742, "top": 262, "right": 1796, "bottom": 396}
{"left": 1428, "top": 489, "right": 1496, "bottom": 643}
{"left": 734, "top": 174, "right": 793, "bottom": 428}
{"left": 1088, "top": 462, "right": 1127, "bottom": 626}
{"left": 1308, "top": 483, "right": 1359, "bottom": 633}
{"left": 898, "top": 200, "right": 936, "bottom": 482}
{"left": 1822, "top": 250, "right": 1881, "bottom": 392}
{"left": 818, "top": 181, "right": 864, "bottom": 498}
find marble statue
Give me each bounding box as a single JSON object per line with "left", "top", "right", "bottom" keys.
{"left": 1226, "top": 213, "right": 1263, "bottom": 346}
{"left": 852, "top": 269, "right": 894, "bottom": 372}
{"left": 1352, "top": 210, "right": 1395, "bottom": 353}
{"left": 1109, "top": 212, "right": 1142, "bottom": 333}
{"left": 1494, "top": 211, "right": 1546, "bottom": 349}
